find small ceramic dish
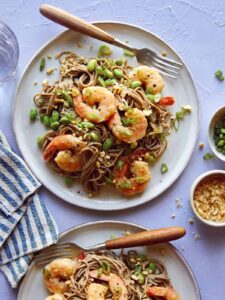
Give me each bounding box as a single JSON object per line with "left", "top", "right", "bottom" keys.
{"left": 190, "top": 170, "right": 225, "bottom": 227}
{"left": 208, "top": 105, "right": 225, "bottom": 162}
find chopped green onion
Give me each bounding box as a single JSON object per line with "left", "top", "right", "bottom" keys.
{"left": 98, "top": 45, "right": 112, "bottom": 57}
{"left": 215, "top": 70, "right": 224, "bottom": 81}
{"left": 101, "top": 261, "right": 111, "bottom": 275}
{"left": 39, "top": 58, "right": 45, "bottom": 72}
{"left": 97, "top": 268, "right": 103, "bottom": 277}
{"left": 117, "top": 159, "right": 124, "bottom": 170}
{"left": 145, "top": 87, "right": 153, "bottom": 94}
{"left": 146, "top": 94, "right": 155, "bottom": 102}
{"left": 137, "top": 273, "right": 145, "bottom": 284}
{"left": 203, "top": 153, "right": 214, "bottom": 160}
{"left": 144, "top": 153, "right": 156, "bottom": 164}
{"left": 148, "top": 262, "right": 157, "bottom": 273}
{"left": 161, "top": 163, "right": 168, "bottom": 174}
{"left": 81, "top": 121, "right": 94, "bottom": 128}
{"left": 134, "top": 265, "right": 142, "bottom": 274}
{"left": 140, "top": 255, "right": 147, "bottom": 261}
{"left": 173, "top": 119, "right": 179, "bottom": 131}
{"left": 213, "top": 115, "right": 225, "bottom": 155}
{"left": 123, "top": 49, "right": 135, "bottom": 57}
{"left": 65, "top": 177, "right": 74, "bottom": 187}
{"left": 37, "top": 135, "right": 44, "bottom": 147}
{"left": 29, "top": 108, "right": 38, "bottom": 121}
{"left": 154, "top": 93, "right": 161, "bottom": 102}
{"left": 102, "top": 138, "right": 113, "bottom": 151}
{"left": 174, "top": 107, "right": 191, "bottom": 131}
{"left": 121, "top": 117, "right": 128, "bottom": 126}
{"left": 217, "top": 140, "right": 225, "bottom": 147}
{"left": 118, "top": 181, "right": 132, "bottom": 189}
{"left": 89, "top": 132, "right": 99, "bottom": 142}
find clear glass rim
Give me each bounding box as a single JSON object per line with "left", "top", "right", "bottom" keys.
{"left": 0, "top": 21, "right": 19, "bottom": 84}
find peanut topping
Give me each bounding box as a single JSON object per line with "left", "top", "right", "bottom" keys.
{"left": 193, "top": 174, "right": 225, "bottom": 222}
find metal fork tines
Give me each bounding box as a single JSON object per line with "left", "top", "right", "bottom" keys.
{"left": 136, "top": 48, "right": 183, "bottom": 79}
{"left": 34, "top": 243, "right": 73, "bottom": 266}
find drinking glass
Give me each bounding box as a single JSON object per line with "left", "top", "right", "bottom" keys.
{"left": 0, "top": 21, "right": 19, "bottom": 84}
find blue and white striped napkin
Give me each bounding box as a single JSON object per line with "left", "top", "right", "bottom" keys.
{"left": 0, "top": 131, "right": 58, "bottom": 287}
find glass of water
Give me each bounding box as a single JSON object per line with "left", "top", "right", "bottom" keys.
{"left": 0, "top": 21, "right": 19, "bottom": 84}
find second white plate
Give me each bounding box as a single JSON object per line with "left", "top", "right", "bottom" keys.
{"left": 13, "top": 22, "right": 199, "bottom": 210}
{"left": 17, "top": 221, "right": 201, "bottom": 300}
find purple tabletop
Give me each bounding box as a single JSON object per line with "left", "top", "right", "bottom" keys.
{"left": 0, "top": 0, "right": 225, "bottom": 299}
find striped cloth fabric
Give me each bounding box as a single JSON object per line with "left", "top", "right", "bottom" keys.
{"left": 0, "top": 131, "right": 58, "bottom": 287}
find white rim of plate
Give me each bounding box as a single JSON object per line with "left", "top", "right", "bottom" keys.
{"left": 17, "top": 220, "right": 201, "bottom": 300}
{"left": 13, "top": 21, "right": 199, "bottom": 211}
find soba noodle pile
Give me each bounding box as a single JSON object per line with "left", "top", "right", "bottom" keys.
{"left": 34, "top": 52, "right": 174, "bottom": 194}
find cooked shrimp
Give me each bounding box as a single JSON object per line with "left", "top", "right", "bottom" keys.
{"left": 54, "top": 150, "right": 82, "bottom": 173}
{"left": 45, "top": 294, "right": 64, "bottom": 300}
{"left": 43, "top": 258, "right": 76, "bottom": 294}
{"left": 130, "top": 66, "right": 165, "bottom": 94}
{"left": 43, "top": 135, "right": 86, "bottom": 172}
{"left": 147, "top": 286, "right": 181, "bottom": 300}
{"left": 73, "top": 86, "right": 116, "bottom": 123}
{"left": 90, "top": 270, "right": 128, "bottom": 300}
{"left": 86, "top": 283, "right": 108, "bottom": 300}
{"left": 108, "top": 108, "right": 148, "bottom": 143}
{"left": 114, "top": 158, "right": 151, "bottom": 196}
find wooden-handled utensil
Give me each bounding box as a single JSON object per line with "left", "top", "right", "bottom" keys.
{"left": 39, "top": 4, "right": 182, "bottom": 78}
{"left": 34, "top": 226, "right": 186, "bottom": 266}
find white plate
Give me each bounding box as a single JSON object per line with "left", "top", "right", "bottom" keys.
{"left": 13, "top": 22, "right": 199, "bottom": 210}
{"left": 17, "top": 221, "right": 201, "bottom": 300}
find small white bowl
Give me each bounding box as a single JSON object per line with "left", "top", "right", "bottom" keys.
{"left": 190, "top": 170, "right": 225, "bottom": 227}
{"left": 208, "top": 105, "right": 225, "bottom": 162}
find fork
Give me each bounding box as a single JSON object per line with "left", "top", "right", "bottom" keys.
{"left": 40, "top": 4, "right": 182, "bottom": 79}
{"left": 34, "top": 226, "right": 186, "bottom": 266}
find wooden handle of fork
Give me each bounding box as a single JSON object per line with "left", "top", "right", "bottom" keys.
{"left": 105, "top": 227, "right": 186, "bottom": 250}
{"left": 40, "top": 4, "right": 116, "bottom": 44}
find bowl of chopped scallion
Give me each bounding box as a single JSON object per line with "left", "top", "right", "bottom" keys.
{"left": 208, "top": 105, "right": 225, "bottom": 162}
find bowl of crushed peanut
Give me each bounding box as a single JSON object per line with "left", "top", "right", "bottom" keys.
{"left": 190, "top": 170, "right": 225, "bottom": 226}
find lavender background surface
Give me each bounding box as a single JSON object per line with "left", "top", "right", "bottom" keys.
{"left": 0, "top": 0, "right": 225, "bottom": 299}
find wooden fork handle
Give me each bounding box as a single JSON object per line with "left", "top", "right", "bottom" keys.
{"left": 40, "top": 4, "right": 116, "bottom": 44}
{"left": 105, "top": 227, "right": 186, "bottom": 250}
